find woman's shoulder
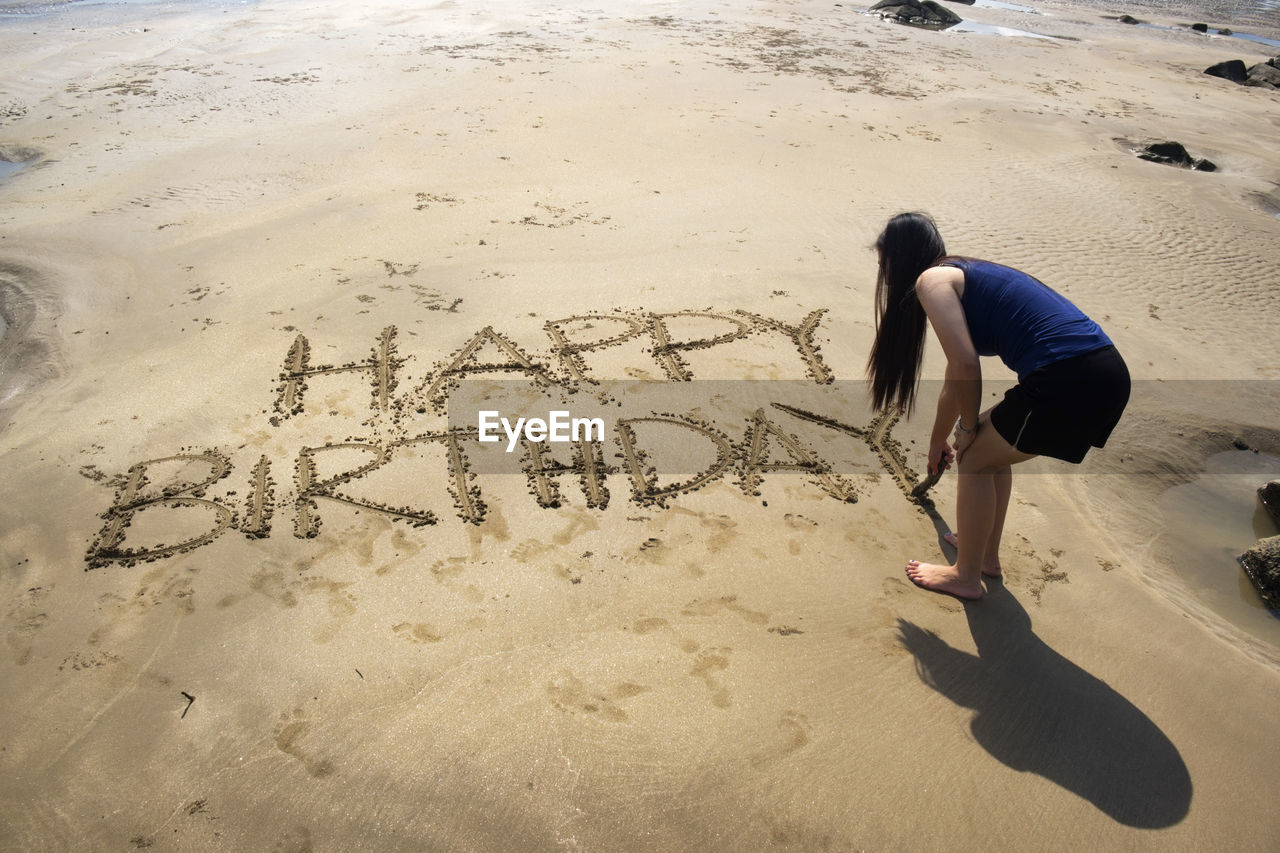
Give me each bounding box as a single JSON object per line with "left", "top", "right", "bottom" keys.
{"left": 937, "top": 256, "right": 1000, "bottom": 272}
{"left": 942, "top": 258, "right": 1039, "bottom": 291}
{"left": 916, "top": 263, "right": 965, "bottom": 290}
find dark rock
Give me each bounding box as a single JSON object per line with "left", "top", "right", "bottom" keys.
{"left": 1219, "top": 28, "right": 1232, "bottom": 36}
{"left": 1238, "top": 535, "right": 1280, "bottom": 610}
{"left": 1204, "top": 59, "right": 1248, "bottom": 83}
{"left": 1139, "top": 141, "right": 1194, "bottom": 166}
{"left": 1245, "top": 61, "right": 1280, "bottom": 89}
{"left": 1136, "top": 140, "right": 1215, "bottom": 171}
{"left": 1191, "top": 22, "right": 1209, "bottom": 33}
{"left": 947, "top": 0, "right": 976, "bottom": 4}
{"left": 869, "top": 0, "right": 962, "bottom": 29}
{"left": 1202, "top": 56, "right": 1280, "bottom": 92}
{"left": 1260, "top": 480, "right": 1280, "bottom": 529}
{"left": 1118, "top": 14, "right": 1141, "bottom": 24}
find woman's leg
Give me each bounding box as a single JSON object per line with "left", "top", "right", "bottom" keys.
{"left": 941, "top": 464, "right": 1010, "bottom": 576}
{"left": 982, "top": 464, "right": 1012, "bottom": 577}
{"left": 906, "top": 412, "right": 1033, "bottom": 599}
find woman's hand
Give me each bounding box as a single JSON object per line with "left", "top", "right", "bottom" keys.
{"left": 952, "top": 422, "right": 978, "bottom": 463}
{"left": 928, "top": 439, "right": 955, "bottom": 476}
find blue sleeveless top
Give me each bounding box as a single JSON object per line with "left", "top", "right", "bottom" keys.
{"left": 942, "top": 259, "right": 1111, "bottom": 380}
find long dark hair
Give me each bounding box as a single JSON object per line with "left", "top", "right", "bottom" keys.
{"left": 866, "top": 212, "right": 948, "bottom": 414}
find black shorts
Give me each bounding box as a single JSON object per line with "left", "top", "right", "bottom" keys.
{"left": 989, "top": 345, "right": 1130, "bottom": 464}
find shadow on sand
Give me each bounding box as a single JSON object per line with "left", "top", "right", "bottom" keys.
{"left": 897, "top": 582, "right": 1192, "bottom": 828}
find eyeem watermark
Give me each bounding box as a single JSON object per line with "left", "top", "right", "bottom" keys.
{"left": 478, "top": 410, "right": 606, "bottom": 452}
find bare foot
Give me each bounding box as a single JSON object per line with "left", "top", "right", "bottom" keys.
{"left": 940, "top": 533, "right": 1002, "bottom": 578}
{"left": 905, "top": 560, "right": 984, "bottom": 600}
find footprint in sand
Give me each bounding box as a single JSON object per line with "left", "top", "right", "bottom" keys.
{"left": 220, "top": 570, "right": 356, "bottom": 642}
{"left": 630, "top": 615, "right": 699, "bottom": 654}
{"left": 272, "top": 825, "right": 314, "bottom": 853}
{"left": 218, "top": 568, "right": 296, "bottom": 610}
{"left": 510, "top": 539, "right": 553, "bottom": 563}
{"left": 549, "top": 507, "right": 599, "bottom": 546}
{"left": 304, "top": 578, "right": 357, "bottom": 643}
{"left": 58, "top": 650, "right": 122, "bottom": 672}
{"left": 546, "top": 671, "right": 651, "bottom": 723}
{"left": 249, "top": 568, "right": 299, "bottom": 608}
{"left": 680, "top": 595, "right": 769, "bottom": 626}
{"left": 86, "top": 569, "right": 195, "bottom": 647}
{"left": 750, "top": 711, "right": 813, "bottom": 770}
{"left": 690, "top": 647, "right": 733, "bottom": 708}
{"left": 882, "top": 576, "right": 909, "bottom": 596}
{"left": 628, "top": 616, "right": 735, "bottom": 706}
{"left": 427, "top": 556, "right": 468, "bottom": 582}
{"left": 392, "top": 622, "right": 443, "bottom": 644}
{"left": 864, "top": 577, "right": 915, "bottom": 654}
{"left": 5, "top": 585, "right": 51, "bottom": 666}
{"left": 631, "top": 616, "right": 669, "bottom": 636}
{"left": 273, "top": 709, "right": 336, "bottom": 778}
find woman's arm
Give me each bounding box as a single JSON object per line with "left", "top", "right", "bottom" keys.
{"left": 915, "top": 266, "right": 982, "bottom": 467}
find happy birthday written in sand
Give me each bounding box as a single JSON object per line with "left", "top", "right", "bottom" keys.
{"left": 86, "top": 309, "right": 926, "bottom": 569}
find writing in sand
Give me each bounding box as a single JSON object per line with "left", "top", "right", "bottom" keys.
{"left": 85, "top": 308, "right": 930, "bottom": 569}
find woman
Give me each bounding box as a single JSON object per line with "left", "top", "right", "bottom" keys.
{"left": 867, "top": 212, "right": 1129, "bottom": 600}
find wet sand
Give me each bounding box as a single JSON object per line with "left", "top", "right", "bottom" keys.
{"left": 2, "top": 0, "right": 1279, "bottom": 849}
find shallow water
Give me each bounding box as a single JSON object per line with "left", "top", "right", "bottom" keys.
{"left": 953, "top": 19, "right": 1055, "bottom": 37}
{"left": 1225, "top": 29, "right": 1280, "bottom": 46}
{"left": 1157, "top": 450, "right": 1280, "bottom": 651}
{"left": 0, "top": 159, "right": 24, "bottom": 181}
{"left": 975, "top": 0, "right": 1041, "bottom": 12}
{"left": 1072, "top": 0, "right": 1280, "bottom": 38}
{"left": 0, "top": 0, "right": 253, "bottom": 15}
{"left": 1133, "top": 19, "right": 1280, "bottom": 46}
{"left": 856, "top": 0, "right": 1279, "bottom": 42}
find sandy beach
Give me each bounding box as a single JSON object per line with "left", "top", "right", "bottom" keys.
{"left": 2, "top": 0, "right": 1279, "bottom": 849}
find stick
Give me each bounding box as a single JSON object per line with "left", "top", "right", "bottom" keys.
{"left": 910, "top": 467, "right": 944, "bottom": 499}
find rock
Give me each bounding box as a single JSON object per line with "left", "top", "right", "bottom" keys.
{"left": 1136, "top": 140, "right": 1216, "bottom": 171}
{"left": 1245, "top": 61, "right": 1280, "bottom": 89}
{"left": 1238, "top": 535, "right": 1280, "bottom": 610}
{"left": 869, "top": 0, "right": 962, "bottom": 29}
{"left": 1118, "top": 14, "right": 1142, "bottom": 24}
{"left": 1219, "top": 28, "right": 1233, "bottom": 36}
{"left": 1260, "top": 480, "right": 1280, "bottom": 529}
{"left": 1139, "top": 141, "right": 1194, "bottom": 166}
{"left": 1202, "top": 56, "right": 1280, "bottom": 92}
{"left": 1204, "top": 59, "right": 1248, "bottom": 83}
{"left": 1191, "top": 22, "right": 1209, "bottom": 33}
